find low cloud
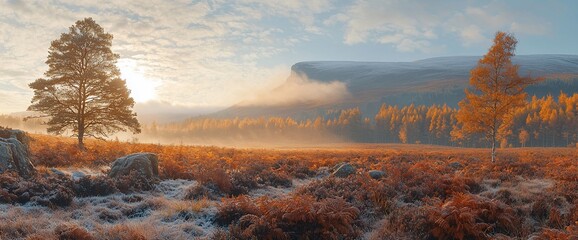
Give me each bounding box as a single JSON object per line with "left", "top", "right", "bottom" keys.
{"left": 134, "top": 101, "right": 226, "bottom": 124}
{"left": 238, "top": 72, "right": 350, "bottom": 107}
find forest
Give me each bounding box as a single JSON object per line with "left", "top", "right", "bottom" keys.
{"left": 127, "top": 92, "right": 578, "bottom": 148}
{"left": 2, "top": 91, "right": 575, "bottom": 148}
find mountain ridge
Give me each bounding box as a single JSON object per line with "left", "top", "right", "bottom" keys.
{"left": 215, "top": 54, "right": 578, "bottom": 119}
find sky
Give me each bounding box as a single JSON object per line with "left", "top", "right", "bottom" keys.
{"left": 1, "top": 0, "right": 577, "bottom": 115}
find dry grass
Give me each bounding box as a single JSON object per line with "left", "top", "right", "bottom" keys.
{"left": 0, "top": 133, "right": 576, "bottom": 239}
{"left": 158, "top": 197, "right": 212, "bottom": 219}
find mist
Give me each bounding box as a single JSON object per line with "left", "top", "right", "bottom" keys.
{"left": 132, "top": 131, "right": 349, "bottom": 149}
{"left": 238, "top": 71, "right": 350, "bottom": 107}
{"left": 134, "top": 101, "right": 225, "bottom": 124}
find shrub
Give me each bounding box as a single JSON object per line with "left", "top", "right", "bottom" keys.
{"left": 97, "top": 208, "right": 124, "bottom": 223}
{"left": 534, "top": 224, "right": 578, "bottom": 239}
{"left": 45, "top": 186, "right": 75, "bottom": 207}
{"left": 531, "top": 194, "right": 572, "bottom": 228}
{"left": 94, "top": 224, "right": 147, "bottom": 240}
{"left": 297, "top": 174, "right": 376, "bottom": 211}
{"left": 192, "top": 161, "right": 294, "bottom": 197}
{"left": 208, "top": 228, "right": 236, "bottom": 240}
{"left": 160, "top": 157, "right": 190, "bottom": 179}
{"left": 248, "top": 196, "right": 359, "bottom": 239}
{"left": 159, "top": 198, "right": 211, "bottom": 222}
{"left": 370, "top": 205, "right": 430, "bottom": 240}
{"left": 0, "top": 171, "right": 75, "bottom": 207}
{"left": 427, "top": 193, "right": 520, "bottom": 239}
{"left": 184, "top": 184, "right": 222, "bottom": 200}
{"left": 26, "top": 233, "right": 58, "bottom": 240}
{"left": 121, "top": 201, "right": 156, "bottom": 219}
{"left": 216, "top": 195, "right": 360, "bottom": 239}
{"left": 215, "top": 195, "right": 260, "bottom": 226}
{"left": 29, "top": 142, "right": 79, "bottom": 167}
{"left": 0, "top": 172, "right": 21, "bottom": 204}
{"left": 232, "top": 214, "right": 287, "bottom": 240}
{"left": 113, "top": 170, "right": 158, "bottom": 193}
{"left": 229, "top": 170, "right": 257, "bottom": 195}
{"left": 257, "top": 170, "right": 292, "bottom": 188}
{"left": 73, "top": 175, "right": 117, "bottom": 197}
{"left": 54, "top": 223, "right": 95, "bottom": 240}
{"left": 194, "top": 167, "right": 233, "bottom": 195}
{"left": 228, "top": 162, "right": 294, "bottom": 195}
{"left": 0, "top": 188, "right": 17, "bottom": 203}
{"left": 9, "top": 133, "right": 578, "bottom": 239}
{"left": 272, "top": 159, "right": 315, "bottom": 179}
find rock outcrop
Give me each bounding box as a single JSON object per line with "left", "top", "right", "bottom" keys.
{"left": 332, "top": 163, "right": 355, "bottom": 178}
{"left": 449, "top": 162, "right": 464, "bottom": 169}
{"left": 0, "top": 128, "right": 30, "bottom": 147}
{"left": 0, "top": 136, "right": 35, "bottom": 178}
{"left": 72, "top": 171, "right": 87, "bottom": 181}
{"left": 108, "top": 153, "right": 159, "bottom": 179}
{"left": 368, "top": 170, "right": 386, "bottom": 179}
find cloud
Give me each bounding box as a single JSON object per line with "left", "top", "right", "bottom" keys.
{"left": 459, "top": 25, "right": 487, "bottom": 45}
{"left": 0, "top": 0, "right": 563, "bottom": 116}
{"left": 238, "top": 72, "right": 350, "bottom": 107}
{"left": 328, "top": 0, "right": 441, "bottom": 48}
{"left": 239, "top": 0, "right": 332, "bottom": 25}
{"left": 0, "top": 0, "right": 333, "bottom": 114}
{"left": 329, "top": 0, "right": 549, "bottom": 52}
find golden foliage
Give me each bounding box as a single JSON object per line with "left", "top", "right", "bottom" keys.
{"left": 427, "top": 193, "right": 518, "bottom": 239}
{"left": 456, "top": 32, "right": 534, "bottom": 161}
{"left": 1, "top": 133, "right": 576, "bottom": 239}
{"left": 218, "top": 195, "right": 360, "bottom": 239}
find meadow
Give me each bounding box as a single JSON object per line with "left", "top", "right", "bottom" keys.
{"left": 0, "top": 134, "right": 577, "bottom": 239}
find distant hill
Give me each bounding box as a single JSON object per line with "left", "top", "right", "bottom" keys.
{"left": 216, "top": 54, "right": 578, "bottom": 119}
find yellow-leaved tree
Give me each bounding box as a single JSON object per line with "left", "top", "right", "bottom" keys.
{"left": 454, "top": 31, "right": 533, "bottom": 162}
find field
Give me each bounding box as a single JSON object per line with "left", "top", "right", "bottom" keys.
{"left": 1, "top": 134, "right": 577, "bottom": 239}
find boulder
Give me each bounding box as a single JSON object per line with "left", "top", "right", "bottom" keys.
{"left": 331, "top": 162, "right": 346, "bottom": 171}
{"left": 316, "top": 166, "right": 331, "bottom": 177}
{"left": 108, "top": 153, "right": 159, "bottom": 179}
{"left": 368, "top": 170, "right": 386, "bottom": 179}
{"left": 449, "top": 162, "right": 464, "bottom": 169}
{"left": 0, "top": 128, "right": 30, "bottom": 147}
{"left": 0, "top": 137, "right": 35, "bottom": 178}
{"left": 72, "top": 171, "right": 87, "bottom": 181}
{"left": 331, "top": 163, "right": 355, "bottom": 178}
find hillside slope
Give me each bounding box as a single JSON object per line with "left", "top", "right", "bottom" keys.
{"left": 217, "top": 54, "right": 578, "bottom": 119}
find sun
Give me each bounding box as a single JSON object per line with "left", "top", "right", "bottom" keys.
{"left": 118, "top": 59, "right": 159, "bottom": 103}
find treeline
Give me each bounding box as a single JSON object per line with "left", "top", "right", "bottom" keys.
{"left": 2, "top": 93, "right": 576, "bottom": 147}
{"left": 0, "top": 115, "right": 46, "bottom": 133}
{"left": 140, "top": 92, "right": 577, "bottom": 147}
{"left": 509, "top": 93, "right": 578, "bottom": 147}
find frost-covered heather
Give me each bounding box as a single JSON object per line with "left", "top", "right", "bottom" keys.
{"left": 1, "top": 135, "right": 577, "bottom": 239}
{"left": 0, "top": 179, "right": 218, "bottom": 240}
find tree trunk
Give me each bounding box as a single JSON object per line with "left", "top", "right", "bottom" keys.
{"left": 491, "top": 135, "right": 496, "bottom": 163}
{"left": 78, "top": 123, "right": 86, "bottom": 151}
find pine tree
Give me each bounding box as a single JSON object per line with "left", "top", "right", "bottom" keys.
{"left": 28, "top": 18, "right": 140, "bottom": 149}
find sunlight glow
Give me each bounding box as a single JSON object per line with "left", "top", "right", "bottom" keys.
{"left": 118, "top": 59, "right": 160, "bottom": 103}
